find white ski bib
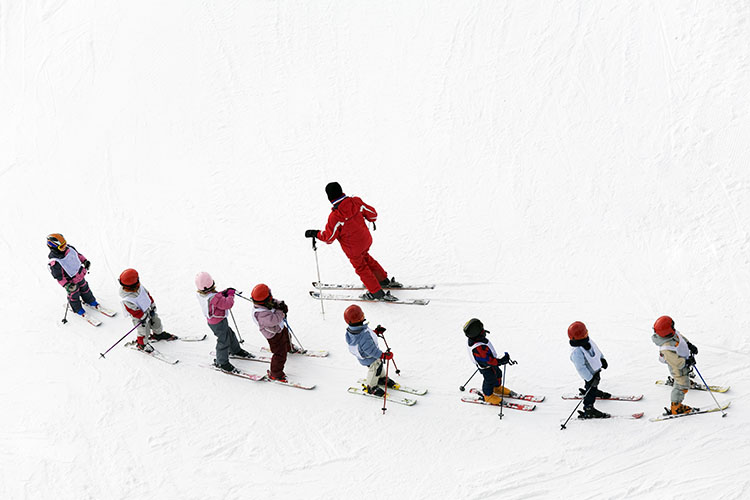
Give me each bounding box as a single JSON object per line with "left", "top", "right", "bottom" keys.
{"left": 197, "top": 292, "right": 217, "bottom": 320}
{"left": 131, "top": 286, "right": 153, "bottom": 313}
{"left": 467, "top": 339, "right": 498, "bottom": 368}
{"left": 659, "top": 331, "right": 690, "bottom": 359}
{"left": 53, "top": 247, "right": 82, "bottom": 277}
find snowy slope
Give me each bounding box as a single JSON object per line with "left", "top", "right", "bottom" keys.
{"left": 2, "top": 1, "right": 749, "bottom": 499}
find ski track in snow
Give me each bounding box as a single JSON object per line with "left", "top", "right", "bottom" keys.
{"left": 3, "top": 2, "right": 750, "bottom": 499}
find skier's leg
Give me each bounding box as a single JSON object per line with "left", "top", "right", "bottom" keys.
{"left": 78, "top": 279, "right": 97, "bottom": 306}
{"left": 148, "top": 313, "right": 164, "bottom": 335}
{"left": 267, "top": 330, "right": 288, "bottom": 379}
{"left": 210, "top": 320, "right": 231, "bottom": 366}
{"left": 67, "top": 287, "right": 84, "bottom": 314}
{"left": 365, "top": 359, "right": 383, "bottom": 388}
{"left": 362, "top": 252, "right": 387, "bottom": 283}
{"left": 671, "top": 374, "right": 689, "bottom": 404}
{"left": 348, "top": 251, "right": 381, "bottom": 294}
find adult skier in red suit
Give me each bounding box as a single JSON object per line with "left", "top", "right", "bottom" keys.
{"left": 305, "top": 182, "right": 401, "bottom": 301}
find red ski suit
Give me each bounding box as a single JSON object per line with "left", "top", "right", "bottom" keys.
{"left": 316, "top": 196, "right": 387, "bottom": 293}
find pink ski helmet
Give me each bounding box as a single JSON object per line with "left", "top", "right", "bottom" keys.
{"left": 195, "top": 271, "right": 215, "bottom": 292}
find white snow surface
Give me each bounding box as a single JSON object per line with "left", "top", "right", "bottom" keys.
{"left": 2, "top": 2, "right": 750, "bottom": 499}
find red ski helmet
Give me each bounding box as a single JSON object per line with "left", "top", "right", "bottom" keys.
{"left": 344, "top": 304, "right": 365, "bottom": 325}
{"left": 567, "top": 321, "right": 588, "bottom": 340}
{"left": 251, "top": 283, "right": 271, "bottom": 302}
{"left": 47, "top": 233, "right": 67, "bottom": 251}
{"left": 119, "top": 268, "right": 140, "bottom": 288}
{"left": 653, "top": 316, "right": 675, "bottom": 337}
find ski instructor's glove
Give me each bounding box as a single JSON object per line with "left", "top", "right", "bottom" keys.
{"left": 304, "top": 230, "right": 318, "bottom": 239}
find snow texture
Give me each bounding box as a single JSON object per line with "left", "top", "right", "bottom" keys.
{"left": 1, "top": 2, "right": 749, "bottom": 499}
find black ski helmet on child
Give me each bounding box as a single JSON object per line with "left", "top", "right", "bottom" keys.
{"left": 463, "top": 318, "right": 486, "bottom": 339}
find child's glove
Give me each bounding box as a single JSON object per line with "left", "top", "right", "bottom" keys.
{"left": 601, "top": 358, "right": 608, "bottom": 369}
{"left": 687, "top": 342, "right": 698, "bottom": 355}
{"left": 380, "top": 351, "right": 393, "bottom": 361}
{"left": 374, "top": 325, "right": 386, "bottom": 336}
{"left": 65, "top": 282, "right": 78, "bottom": 293}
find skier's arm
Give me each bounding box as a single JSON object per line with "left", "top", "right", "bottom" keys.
{"left": 122, "top": 299, "right": 145, "bottom": 319}
{"left": 359, "top": 199, "right": 378, "bottom": 223}
{"left": 571, "top": 349, "right": 596, "bottom": 381}
{"left": 472, "top": 345, "right": 508, "bottom": 369}
{"left": 360, "top": 330, "right": 383, "bottom": 360}
{"left": 48, "top": 261, "right": 68, "bottom": 285}
{"left": 317, "top": 212, "right": 343, "bottom": 244}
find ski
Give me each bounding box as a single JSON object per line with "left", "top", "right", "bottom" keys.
{"left": 573, "top": 412, "right": 645, "bottom": 421}
{"left": 155, "top": 334, "right": 206, "bottom": 342}
{"left": 266, "top": 377, "right": 315, "bottom": 390}
{"left": 469, "top": 387, "right": 543, "bottom": 403}
{"left": 656, "top": 378, "right": 729, "bottom": 393}
{"left": 309, "top": 290, "right": 429, "bottom": 306}
{"left": 460, "top": 396, "right": 536, "bottom": 411}
{"left": 79, "top": 313, "right": 102, "bottom": 327}
{"left": 209, "top": 351, "right": 272, "bottom": 364}
{"left": 84, "top": 303, "right": 117, "bottom": 317}
{"left": 347, "top": 386, "right": 417, "bottom": 406}
{"left": 205, "top": 364, "right": 266, "bottom": 381}
{"left": 357, "top": 379, "right": 427, "bottom": 395}
{"left": 128, "top": 345, "right": 179, "bottom": 364}
{"left": 262, "top": 346, "right": 329, "bottom": 358}
{"left": 313, "top": 281, "right": 435, "bottom": 291}
{"left": 562, "top": 393, "right": 643, "bottom": 402}
{"left": 125, "top": 334, "right": 207, "bottom": 347}
{"left": 649, "top": 402, "right": 731, "bottom": 422}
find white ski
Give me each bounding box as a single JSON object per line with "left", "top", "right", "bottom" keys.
{"left": 347, "top": 386, "right": 417, "bottom": 406}
{"left": 262, "top": 346, "right": 329, "bottom": 358}
{"left": 128, "top": 345, "right": 179, "bottom": 364}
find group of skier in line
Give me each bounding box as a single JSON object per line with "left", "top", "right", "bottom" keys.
{"left": 47, "top": 182, "right": 705, "bottom": 416}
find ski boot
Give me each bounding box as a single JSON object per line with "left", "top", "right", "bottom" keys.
{"left": 215, "top": 360, "right": 238, "bottom": 373}
{"left": 365, "top": 385, "right": 385, "bottom": 397}
{"left": 377, "top": 376, "right": 398, "bottom": 388}
{"left": 668, "top": 402, "right": 697, "bottom": 415}
{"left": 480, "top": 393, "right": 503, "bottom": 405}
{"left": 267, "top": 370, "right": 288, "bottom": 382}
{"left": 233, "top": 348, "right": 255, "bottom": 360}
{"left": 493, "top": 386, "right": 513, "bottom": 397}
{"left": 136, "top": 337, "right": 154, "bottom": 353}
{"left": 577, "top": 405, "right": 610, "bottom": 419}
{"left": 361, "top": 290, "right": 398, "bottom": 302}
{"left": 289, "top": 344, "right": 306, "bottom": 354}
{"left": 150, "top": 331, "right": 178, "bottom": 341}
{"left": 379, "top": 277, "right": 403, "bottom": 289}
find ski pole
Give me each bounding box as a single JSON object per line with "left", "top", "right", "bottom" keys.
{"left": 99, "top": 318, "right": 146, "bottom": 359}
{"left": 311, "top": 237, "right": 325, "bottom": 315}
{"left": 62, "top": 303, "right": 70, "bottom": 324}
{"left": 374, "top": 325, "right": 400, "bottom": 375}
{"left": 560, "top": 383, "right": 595, "bottom": 430}
{"left": 382, "top": 352, "right": 391, "bottom": 415}
{"left": 235, "top": 291, "right": 253, "bottom": 303}
{"left": 497, "top": 362, "right": 509, "bottom": 420}
{"left": 692, "top": 364, "right": 728, "bottom": 417}
{"left": 229, "top": 309, "right": 244, "bottom": 344}
{"left": 283, "top": 318, "right": 304, "bottom": 351}
{"left": 459, "top": 368, "right": 479, "bottom": 392}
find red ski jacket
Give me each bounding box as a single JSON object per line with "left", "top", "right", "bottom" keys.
{"left": 317, "top": 196, "right": 377, "bottom": 257}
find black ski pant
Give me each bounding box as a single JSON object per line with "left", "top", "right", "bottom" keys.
{"left": 583, "top": 371, "right": 606, "bottom": 407}
{"left": 67, "top": 279, "right": 96, "bottom": 314}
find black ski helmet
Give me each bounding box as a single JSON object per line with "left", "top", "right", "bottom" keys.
{"left": 463, "top": 318, "right": 486, "bottom": 339}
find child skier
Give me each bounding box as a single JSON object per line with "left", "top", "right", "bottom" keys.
{"left": 195, "top": 272, "right": 252, "bottom": 373}
{"left": 464, "top": 318, "right": 516, "bottom": 405}
{"left": 118, "top": 268, "right": 176, "bottom": 352}
{"left": 46, "top": 233, "right": 103, "bottom": 320}
{"left": 250, "top": 283, "right": 301, "bottom": 382}
{"left": 304, "top": 182, "right": 401, "bottom": 302}
{"left": 652, "top": 315, "right": 700, "bottom": 415}
{"left": 344, "top": 304, "right": 397, "bottom": 396}
{"left": 567, "top": 321, "right": 611, "bottom": 418}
